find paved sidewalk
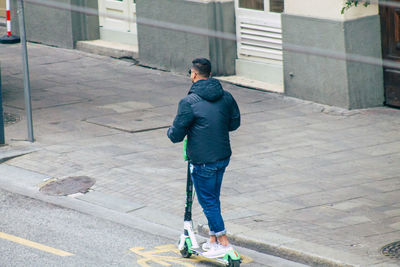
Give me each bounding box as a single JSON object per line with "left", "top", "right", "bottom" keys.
{"left": 1, "top": 41, "right": 400, "bottom": 267}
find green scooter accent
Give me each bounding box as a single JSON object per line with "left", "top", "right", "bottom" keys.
{"left": 183, "top": 138, "right": 188, "bottom": 161}
{"left": 224, "top": 248, "right": 241, "bottom": 261}
{"left": 185, "top": 237, "right": 193, "bottom": 254}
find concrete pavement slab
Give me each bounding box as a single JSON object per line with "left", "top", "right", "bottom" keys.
{"left": 0, "top": 145, "right": 40, "bottom": 162}
{"left": 0, "top": 164, "right": 50, "bottom": 188}
{"left": 75, "top": 190, "right": 144, "bottom": 213}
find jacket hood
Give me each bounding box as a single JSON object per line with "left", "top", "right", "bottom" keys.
{"left": 189, "top": 78, "right": 224, "bottom": 102}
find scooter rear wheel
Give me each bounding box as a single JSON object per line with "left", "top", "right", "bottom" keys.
{"left": 180, "top": 242, "right": 192, "bottom": 258}
{"left": 228, "top": 257, "right": 240, "bottom": 267}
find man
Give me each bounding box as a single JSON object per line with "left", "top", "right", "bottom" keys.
{"left": 167, "top": 58, "right": 240, "bottom": 258}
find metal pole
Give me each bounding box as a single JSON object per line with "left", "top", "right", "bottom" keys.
{"left": 0, "top": 65, "right": 5, "bottom": 145}
{"left": 17, "top": 0, "right": 34, "bottom": 142}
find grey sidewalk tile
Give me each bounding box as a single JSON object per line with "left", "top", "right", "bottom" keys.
{"left": 128, "top": 207, "right": 182, "bottom": 230}
{"left": 246, "top": 229, "right": 299, "bottom": 246}
{"left": 267, "top": 182, "right": 323, "bottom": 197}
{"left": 310, "top": 149, "right": 372, "bottom": 165}
{"left": 362, "top": 178, "right": 400, "bottom": 194}
{"left": 285, "top": 240, "right": 373, "bottom": 266}
{"left": 0, "top": 146, "right": 40, "bottom": 162}
{"left": 100, "top": 101, "right": 154, "bottom": 113}
{"left": 255, "top": 117, "right": 311, "bottom": 131}
{"left": 250, "top": 200, "right": 305, "bottom": 214}
{"left": 85, "top": 112, "right": 171, "bottom": 133}
{"left": 287, "top": 190, "right": 355, "bottom": 209}
{"left": 389, "top": 222, "right": 400, "bottom": 230}
{"left": 307, "top": 117, "right": 372, "bottom": 132}
{"left": 286, "top": 206, "right": 349, "bottom": 226}
{"left": 224, "top": 221, "right": 252, "bottom": 235}
{"left": 364, "top": 230, "right": 400, "bottom": 252}
{"left": 272, "top": 144, "right": 332, "bottom": 159}
{"left": 222, "top": 208, "right": 263, "bottom": 221}
{"left": 384, "top": 209, "right": 400, "bottom": 217}
{"left": 370, "top": 263, "right": 400, "bottom": 267}
{"left": 0, "top": 164, "right": 50, "bottom": 188}
{"left": 75, "top": 191, "right": 144, "bottom": 213}
{"left": 44, "top": 83, "right": 119, "bottom": 97}
{"left": 343, "top": 222, "right": 399, "bottom": 240}
{"left": 354, "top": 141, "right": 400, "bottom": 157}
{"left": 365, "top": 190, "right": 400, "bottom": 206}
{"left": 338, "top": 216, "right": 372, "bottom": 225}
{"left": 331, "top": 198, "right": 381, "bottom": 211}
{"left": 31, "top": 105, "right": 112, "bottom": 124}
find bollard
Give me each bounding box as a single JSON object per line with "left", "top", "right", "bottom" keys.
{"left": 0, "top": 65, "right": 5, "bottom": 145}
{"left": 0, "top": 0, "right": 20, "bottom": 44}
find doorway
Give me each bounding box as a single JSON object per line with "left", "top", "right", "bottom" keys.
{"left": 98, "top": 0, "right": 137, "bottom": 45}
{"left": 234, "top": 0, "right": 284, "bottom": 92}
{"left": 380, "top": 0, "right": 400, "bottom": 108}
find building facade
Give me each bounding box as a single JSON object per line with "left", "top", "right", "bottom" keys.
{"left": 283, "top": 0, "right": 385, "bottom": 109}
{"left": 8, "top": 0, "right": 400, "bottom": 109}
{"left": 0, "top": 0, "right": 5, "bottom": 17}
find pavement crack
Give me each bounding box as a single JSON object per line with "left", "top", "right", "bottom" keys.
{"left": 4, "top": 104, "right": 24, "bottom": 111}
{"left": 37, "top": 57, "right": 84, "bottom": 66}
{"left": 293, "top": 197, "right": 364, "bottom": 211}
{"left": 83, "top": 119, "right": 170, "bottom": 134}
{"left": 38, "top": 101, "right": 91, "bottom": 110}
{"left": 6, "top": 100, "right": 92, "bottom": 111}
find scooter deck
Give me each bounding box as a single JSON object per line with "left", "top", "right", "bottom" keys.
{"left": 190, "top": 247, "right": 231, "bottom": 265}
{"left": 190, "top": 247, "right": 206, "bottom": 254}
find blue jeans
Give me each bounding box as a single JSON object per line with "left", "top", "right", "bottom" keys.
{"left": 190, "top": 157, "right": 230, "bottom": 237}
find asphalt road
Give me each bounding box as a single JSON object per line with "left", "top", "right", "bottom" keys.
{"left": 0, "top": 188, "right": 309, "bottom": 267}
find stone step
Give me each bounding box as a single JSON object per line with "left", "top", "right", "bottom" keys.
{"left": 215, "top": 75, "right": 284, "bottom": 93}
{"left": 76, "top": 39, "right": 138, "bottom": 59}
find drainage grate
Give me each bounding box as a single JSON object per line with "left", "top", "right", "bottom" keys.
{"left": 40, "top": 176, "right": 96, "bottom": 196}
{"left": 381, "top": 241, "right": 400, "bottom": 259}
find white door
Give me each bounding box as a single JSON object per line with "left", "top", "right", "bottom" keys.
{"left": 235, "top": 0, "right": 284, "bottom": 63}
{"left": 98, "top": 0, "right": 137, "bottom": 44}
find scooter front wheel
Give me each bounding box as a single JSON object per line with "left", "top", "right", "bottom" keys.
{"left": 179, "top": 242, "right": 192, "bottom": 258}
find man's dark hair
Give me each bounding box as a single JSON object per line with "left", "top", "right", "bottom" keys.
{"left": 192, "top": 58, "right": 211, "bottom": 77}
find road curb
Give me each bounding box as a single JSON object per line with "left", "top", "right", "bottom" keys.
{"left": 0, "top": 146, "right": 39, "bottom": 163}
{"left": 0, "top": 164, "right": 181, "bottom": 241}
{"left": 197, "top": 224, "right": 356, "bottom": 267}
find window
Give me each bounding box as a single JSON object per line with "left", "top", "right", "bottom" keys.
{"left": 238, "top": 0, "right": 284, "bottom": 13}
{"left": 270, "top": 0, "right": 283, "bottom": 13}
{"left": 239, "top": 0, "right": 264, "bottom": 11}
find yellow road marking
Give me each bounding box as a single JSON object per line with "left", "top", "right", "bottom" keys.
{"left": 0, "top": 232, "right": 74, "bottom": 257}
{"left": 130, "top": 244, "right": 253, "bottom": 266}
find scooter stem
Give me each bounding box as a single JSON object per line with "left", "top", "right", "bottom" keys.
{"left": 184, "top": 220, "right": 199, "bottom": 248}
{"left": 182, "top": 150, "right": 199, "bottom": 249}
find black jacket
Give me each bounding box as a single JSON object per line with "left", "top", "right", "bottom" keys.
{"left": 167, "top": 78, "right": 240, "bottom": 164}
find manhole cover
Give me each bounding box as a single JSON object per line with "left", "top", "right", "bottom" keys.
{"left": 40, "top": 176, "right": 96, "bottom": 196}
{"left": 381, "top": 241, "right": 400, "bottom": 259}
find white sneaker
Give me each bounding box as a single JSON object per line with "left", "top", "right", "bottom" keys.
{"left": 202, "top": 244, "right": 232, "bottom": 258}
{"left": 202, "top": 241, "right": 217, "bottom": 251}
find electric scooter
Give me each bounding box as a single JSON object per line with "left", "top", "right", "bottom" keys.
{"left": 178, "top": 140, "right": 241, "bottom": 267}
